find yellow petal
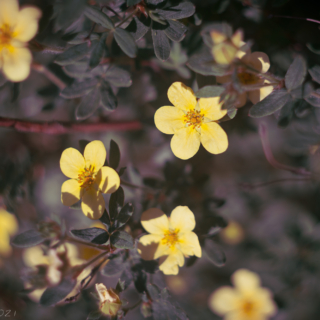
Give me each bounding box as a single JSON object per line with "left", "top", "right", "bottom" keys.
{"left": 2, "top": 47, "right": 32, "bottom": 82}
{"left": 244, "top": 52, "right": 270, "bottom": 73}
{"left": 141, "top": 208, "right": 169, "bottom": 235}
{"left": 169, "top": 206, "right": 196, "bottom": 232}
{"left": 84, "top": 140, "right": 107, "bottom": 172}
{"left": 61, "top": 179, "right": 81, "bottom": 207}
{"left": 208, "top": 286, "right": 239, "bottom": 315}
{"left": 212, "top": 44, "right": 238, "bottom": 65}
{"left": 179, "top": 232, "right": 201, "bottom": 257}
{"left": 170, "top": 127, "right": 201, "bottom": 160}
{"left": 232, "top": 269, "right": 260, "bottom": 292}
{"left": 0, "top": 234, "right": 12, "bottom": 256}
{"left": 154, "top": 242, "right": 171, "bottom": 259}
{"left": 154, "top": 106, "right": 185, "bottom": 134}
{"left": 199, "top": 97, "right": 226, "bottom": 121}
{"left": 14, "top": 7, "right": 42, "bottom": 42}
{"left": 248, "top": 85, "right": 273, "bottom": 104}
{"left": 0, "top": 0, "right": 19, "bottom": 25}
{"left": 137, "top": 241, "right": 159, "bottom": 261}
{"left": 200, "top": 122, "right": 228, "bottom": 154}
{"left": 60, "top": 147, "right": 85, "bottom": 179}
{"left": 23, "top": 245, "right": 49, "bottom": 267}
{"left": 255, "top": 288, "right": 277, "bottom": 316}
{"left": 96, "top": 167, "right": 120, "bottom": 194}
{"left": 139, "top": 234, "right": 162, "bottom": 246}
{"left": 81, "top": 189, "right": 105, "bottom": 220}
{"left": 0, "top": 209, "right": 18, "bottom": 235}
{"left": 159, "top": 250, "right": 184, "bottom": 275}
{"left": 210, "top": 30, "right": 227, "bottom": 44}
{"left": 231, "top": 29, "right": 243, "bottom": 47}
{"left": 167, "top": 82, "right": 197, "bottom": 111}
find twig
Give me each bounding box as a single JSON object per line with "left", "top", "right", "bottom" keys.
{"left": 240, "top": 177, "right": 312, "bottom": 190}
{"left": 102, "top": 5, "right": 123, "bottom": 20}
{"left": 270, "top": 14, "right": 320, "bottom": 25}
{"left": 121, "top": 179, "right": 149, "bottom": 190}
{"left": 259, "top": 123, "right": 311, "bottom": 176}
{"left": 0, "top": 117, "right": 142, "bottom": 134}
{"left": 115, "top": 8, "right": 139, "bottom": 28}
{"left": 66, "top": 236, "right": 110, "bottom": 251}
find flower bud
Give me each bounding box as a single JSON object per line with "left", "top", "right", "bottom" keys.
{"left": 96, "top": 283, "right": 122, "bottom": 316}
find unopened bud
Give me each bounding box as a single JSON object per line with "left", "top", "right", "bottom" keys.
{"left": 96, "top": 283, "right": 122, "bottom": 316}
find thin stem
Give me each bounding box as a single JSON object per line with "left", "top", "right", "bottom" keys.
{"left": 240, "top": 177, "right": 312, "bottom": 190}
{"left": 115, "top": 8, "right": 139, "bottom": 28}
{"left": 121, "top": 179, "right": 149, "bottom": 191}
{"left": 270, "top": 14, "right": 320, "bottom": 25}
{"left": 80, "top": 251, "right": 110, "bottom": 271}
{"left": 123, "top": 299, "right": 142, "bottom": 315}
{"left": 0, "top": 117, "right": 142, "bottom": 134}
{"left": 102, "top": 6, "right": 123, "bottom": 20}
{"left": 65, "top": 236, "right": 110, "bottom": 251}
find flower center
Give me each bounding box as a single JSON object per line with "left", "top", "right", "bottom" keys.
{"left": 0, "top": 24, "right": 13, "bottom": 47}
{"left": 237, "top": 72, "right": 259, "bottom": 85}
{"left": 242, "top": 300, "right": 255, "bottom": 315}
{"left": 161, "top": 229, "right": 179, "bottom": 248}
{"left": 78, "top": 165, "right": 95, "bottom": 189}
{"left": 184, "top": 109, "right": 204, "bottom": 129}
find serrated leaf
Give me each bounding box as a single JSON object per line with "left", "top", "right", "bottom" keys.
{"left": 76, "top": 86, "right": 101, "bottom": 120}
{"left": 90, "top": 33, "right": 107, "bottom": 68}
{"left": 40, "top": 278, "right": 76, "bottom": 306}
{"left": 113, "top": 28, "right": 137, "bottom": 58}
{"left": 84, "top": 5, "right": 114, "bottom": 29}
{"left": 55, "top": 42, "right": 94, "bottom": 66}
{"left": 105, "top": 66, "right": 132, "bottom": 87}
{"left": 195, "top": 85, "right": 225, "bottom": 98}
{"left": 114, "top": 203, "right": 134, "bottom": 229}
{"left": 102, "top": 256, "right": 127, "bottom": 276}
{"left": 308, "top": 65, "right": 320, "bottom": 84}
{"left": 109, "top": 140, "right": 121, "bottom": 170}
{"left": 100, "top": 81, "right": 117, "bottom": 111}
{"left": 285, "top": 56, "right": 307, "bottom": 91}
{"left": 110, "top": 231, "right": 134, "bottom": 249}
{"left": 60, "top": 78, "right": 98, "bottom": 99}
{"left": 71, "top": 227, "right": 109, "bottom": 244}
{"left": 109, "top": 187, "right": 125, "bottom": 221}
{"left": 156, "top": 2, "right": 195, "bottom": 20}
{"left": 152, "top": 27, "right": 170, "bottom": 61}
{"left": 126, "top": 16, "right": 150, "bottom": 41}
{"left": 204, "top": 240, "right": 226, "bottom": 267}
{"left": 12, "top": 230, "right": 45, "bottom": 248}
{"left": 164, "top": 20, "right": 187, "bottom": 42}
{"left": 249, "top": 89, "right": 290, "bottom": 118}
{"left": 87, "top": 310, "right": 102, "bottom": 320}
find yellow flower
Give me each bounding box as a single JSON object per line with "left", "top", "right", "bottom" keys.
{"left": 217, "top": 51, "right": 273, "bottom": 108}
{"left": 211, "top": 29, "right": 244, "bottom": 65}
{"left": 138, "top": 206, "right": 201, "bottom": 275}
{"left": 220, "top": 220, "right": 245, "bottom": 245}
{"left": 96, "top": 283, "right": 122, "bottom": 316}
{"left": 0, "top": 208, "right": 18, "bottom": 261}
{"left": 60, "top": 140, "right": 120, "bottom": 219}
{"left": 0, "top": 0, "right": 41, "bottom": 81}
{"left": 209, "top": 269, "right": 277, "bottom": 320}
{"left": 154, "top": 82, "right": 228, "bottom": 160}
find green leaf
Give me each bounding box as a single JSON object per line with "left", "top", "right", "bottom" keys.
{"left": 118, "top": 167, "right": 127, "bottom": 177}
{"left": 110, "top": 231, "right": 134, "bottom": 249}
{"left": 84, "top": 5, "right": 114, "bottom": 29}
{"left": 54, "top": 42, "right": 94, "bottom": 66}
{"left": 63, "top": 62, "right": 90, "bottom": 79}
{"left": 105, "top": 66, "right": 132, "bottom": 87}
{"left": 285, "top": 56, "right": 307, "bottom": 91}
{"left": 109, "top": 140, "right": 121, "bottom": 170}
{"left": 115, "top": 279, "right": 126, "bottom": 293}
{"left": 87, "top": 310, "right": 102, "bottom": 320}
{"left": 102, "top": 255, "right": 127, "bottom": 276}
{"left": 164, "top": 20, "right": 187, "bottom": 42}
{"left": 306, "top": 43, "right": 320, "bottom": 55}
{"left": 109, "top": 187, "right": 125, "bottom": 221}
{"left": 249, "top": 89, "right": 291, "bottom": 118}
{"left": 305, "top": 89, "right": 320, "bottom": 107}
{"left": 75, "top": 86, "right": 101, "bottom": 120}
{"left": 132, "top": 265, "right": 147, "bottom": 293}
{"left": 40, "top": 278, "right": 76, "bottom": 306}
{"left": 12, "top": 230, "right": 44, "bottom": 248}
{"left": 114, "top": 28, "right": 137, "bottom": 58}
{"left": 204, "top": 240, "right": 226, "bottom": 267}
{"left": 70, "top": 227, "right": 109, "bottom": 244}
{"left": 67, "top": 32, "right": 100, "bottom": 45}
{"left": 147, "top": 284, "right": 160, "bottom": 300}
{"left": 99, "top": 210, "right": 111, "bottom": 232}
{"left": 308, "top": 65, "right": 320, "bottom": 84}
{"left": 127, "top": 0, "right": 141, "bottom": 5}
{"left": 90, "top": 33, "right": 107, "bottom": 68}
{"left": 60, "top": 78, "right": 98, "bottom": 98}
{"left": 114, "top": 203, "right": 134, "bottom": 229}
{"left": 195, "top": 85, "right": 225, "bottom": 98}
{"left": 126, "top": 16, "right": 150, "bottom": 41}
{"left": 100, "top": 81, "right": 117, "bottom": 111}
{"left": 156, "top": 2, "right": 195, "bottom": 20}
{"left": 152, "top": 27, "right": 170, "bottom": 61}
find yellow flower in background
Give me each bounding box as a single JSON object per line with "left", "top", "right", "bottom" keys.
{"left": 155, "top": 82, "right": 228, "bottom": 160}
{"left": 0, "top": 208, "right": 18, "bottom": 262}
{"left": 220, "top": 220, "right": 245, "bottom": 245}
{"left": 0, "top": 0, "right": 41, "bottom": 81}
{"left": 211, "top": 29, "right": 244, "bottom": 65}
{"left": 96, "top": 283, "right": 122, "bottom": 316}
{"left": 217, "top": 51, "right": 273, "bottom": 108}
{"left": 209, "top": 269, "right": 277, "bottom": 320}
{"left": 60, "top": 140, "right": 120, "bottom": 219}
{"left": 138, "top": 206, "right": 201, "bottom": 275}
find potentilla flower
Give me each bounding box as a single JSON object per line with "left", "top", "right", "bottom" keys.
{"left": 60, "top": 140, "right": 120, "bottom": 219}
{"left": 209, "top": 269, "right": 277, "bottom": 320}
{"left": 138, "top": 206, "right": 201, "bottom": 275}
{"left": 96, "top": 283, "right": 122, "bottom": 316}
{"left": 0, "top": 0, "right": 41, "bottom": 81}
{"left": 0, "top": 208, "right": 18, "bottom": 265}
{"left": 217, "top": 51, "right": 273, "bottom": 108}
{"left": 154, "top": 82, "right": 228, "bottom": 160}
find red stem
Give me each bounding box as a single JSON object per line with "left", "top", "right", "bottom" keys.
{"left": 0, "top": 117, "right": 142, "bottom": 134}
